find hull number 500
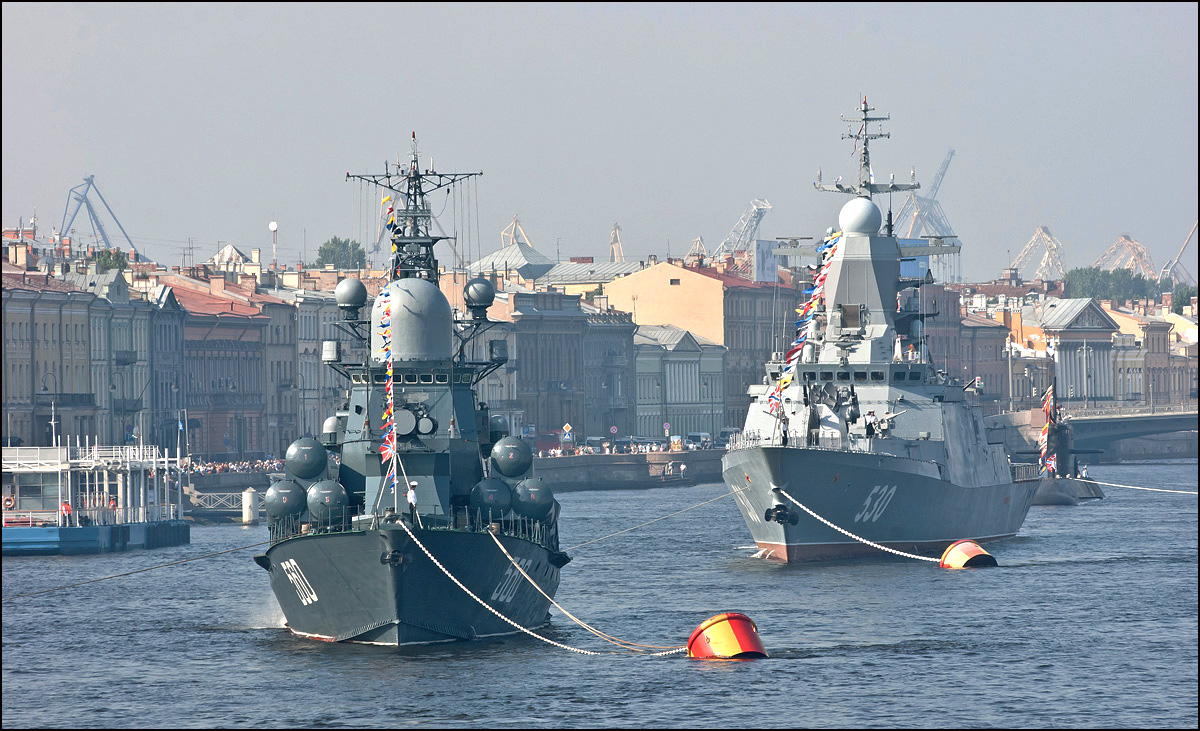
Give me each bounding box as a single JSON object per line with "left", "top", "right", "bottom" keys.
{"left": 490, "top": 558, "right": 533, "bottom": 604}
{"left": 854, "top": 485, "right": 898, "bottom": 523}
{"left": 280, "top": 559, "right": 319, "bottom": 605}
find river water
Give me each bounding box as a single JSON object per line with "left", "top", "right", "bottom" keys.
{"left": 3, "top": 460, "right": 1196, "bottom": 728}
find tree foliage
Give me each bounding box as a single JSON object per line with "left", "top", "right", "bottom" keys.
{"left": 1172, "top": 283, "right": 1197, "bottom": 314}
{"left": 314, "top": 237, "right": 366, "bottom": 270}
{"left": 1064, "top": 267, "right": 1161, "bottom": 302}
{"left": 90, "top": 249, "right": 128, "bottom": 273}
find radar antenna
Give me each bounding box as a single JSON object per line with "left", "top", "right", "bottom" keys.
{"left": 346, "top": 132, "right": 481, "bottom": 283}
{"left": 814, "top": 97, "right": 920, "bottom": 199}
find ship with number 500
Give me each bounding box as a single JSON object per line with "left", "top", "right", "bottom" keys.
{"left": 722, "top": 99, "right": 1041, "bottom": 562}
{"left": 253, "top": 136, "right": 569, "bottom": 644}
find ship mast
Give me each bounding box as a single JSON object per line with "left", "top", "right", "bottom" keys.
{"left": 346, "top": 133, "right": 482, "bottom": 283}
{"left": 814, "top": 97, "right": 920, "bottom": 199}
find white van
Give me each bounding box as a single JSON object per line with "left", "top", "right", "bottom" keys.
{"left": 684, "top": 432, "right": 712, "bottom": 448}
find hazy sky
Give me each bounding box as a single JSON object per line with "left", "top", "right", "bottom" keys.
{"left": 3, "top": 3, "right": 1197, "bottom": 281}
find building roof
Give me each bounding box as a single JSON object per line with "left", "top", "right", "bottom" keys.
{"left": 206, "top": 242, "right": 252, "bottom": 267}
{"left": 169, "top": 285, "right": 262, "bottom": 318}
{"left": 538, "top": 260, "right": 644, "bottom": 285}
{"left": 468, "top": 242, "right": 556, "bottom": 281}
{"left": 634, "top": 324, "right": 721, "bottom": 350}
{"left": 1, "top": 271, "right": 85, "bottom": 294}
{"left": 961, "top": 313, "right": 1009, "bottom": 329}
{"left": 1037, "top": 298, "right": 1119, "bottom": 332}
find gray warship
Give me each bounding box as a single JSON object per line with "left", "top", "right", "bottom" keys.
{"left": 253, "top": 137, "right": 569, "bottom": 644}
{"left": 722, "top": 99, "right": 1041, "bottom": 562}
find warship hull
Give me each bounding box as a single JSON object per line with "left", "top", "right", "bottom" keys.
{"left": 257, "top": 527, "right": 561, "bottom": 645}
{"left": 723, "top": 446, "right": 1040, "bottom": 563}
{"left": 1032, "top": 476, "right": 1105, "bottom": 506}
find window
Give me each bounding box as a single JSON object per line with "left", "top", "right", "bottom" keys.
{"left": 820, "top": 371, "right": 833, "bottom": 381}
{"left": 802, "top": 371, "right": 816, "bottom": 381}
{"left": 893, "top": 371, "right": 906, "bottom": 382}
{"left": 419, "top": 374, "right": 433, "bottom": 384}
{"left": 669, "top": 279, "right": 681, "bottom": 286}
{"left": 854, "top": 372, "right": 867, "bottom": 381}
{"left": 871, "top": 371, "right": 885, "bottom": 381}
{"left": 837, "top": 372, "right": 850, "bottom": 381}
{"left": 909, "top": 372, "right": 922, "bottom": 381}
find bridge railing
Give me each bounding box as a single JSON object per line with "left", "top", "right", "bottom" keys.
{"left": 1067, "top": 404, "right": 1197, "bottom": 419}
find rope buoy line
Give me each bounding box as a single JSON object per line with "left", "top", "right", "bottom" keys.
{"left": 1087, "top": 480, "right": 1197, "bottom": 495}
{"left": 487, "top": 530, "right": 685, "bottom": 655}
{"left": 777, "top": 491, "right": 940, "bottom": 563}
{"left": 389, "top": 510, "right": 604, "bottom": 655}
{"left": 1, "top": 540, "right": 272, "bottom": 602}
{"left": 563, "top": 483, "right": 754, "bottom": 552}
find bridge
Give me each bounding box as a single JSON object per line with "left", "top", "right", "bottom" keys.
{"left": 987, "top": 406, "right": 1198, "bottom": 461}
{"left": 1067, "top": 406, "right": 1197, "bottom": 454}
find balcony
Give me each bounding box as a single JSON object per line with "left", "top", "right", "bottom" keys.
{"left": 276, "top": 379, "right": 295, "bottom": 390}
{"left": 112, "top": 398, "right": 143, "bottom": 413}
{"left": 35, "top": 393, "right": 96, "bottom": 409}
{"left": 114, "top": 350, "right": 137, "bottom": 366}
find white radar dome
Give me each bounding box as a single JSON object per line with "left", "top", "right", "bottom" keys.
{"left": 371, "top": 278, "right": 453, "bottom": 362}
{"left": 838, "top": 196, "right": 882, "bottom": 235}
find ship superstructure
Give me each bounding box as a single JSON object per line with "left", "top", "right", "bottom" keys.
{"left": 254, "top": 136, "right": 568, "bottom": 644}
{"left": 722, "top": 100, "right": 1040, "bottom": 562}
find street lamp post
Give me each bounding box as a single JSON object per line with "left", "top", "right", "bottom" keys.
{"left": 40, "top": 372, "right": 59, "bottom": 447}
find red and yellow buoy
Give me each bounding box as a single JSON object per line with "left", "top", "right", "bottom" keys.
{"left": 939, "top": 539, "right": 998, "bottom": 569}
{"left": 687, "top": 612, "right": 768, "bottom": 659}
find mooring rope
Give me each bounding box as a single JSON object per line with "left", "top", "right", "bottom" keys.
{"left": 487, "top": 531, "right": 685, "bottom": 655}
{"left": 563, "top": 483, "right": 753, "bottom": 552}
{"left": 1, "top": 540, "right": 272, "bottom": 602}
{"left": 776, "top": 491, "right": 939, "bottom": 562}
{"left": 390, "top": 517, "right": 603, "bottom": 655}
{"left": 1087, "top": 480, "right": 1197, "bottom": 495}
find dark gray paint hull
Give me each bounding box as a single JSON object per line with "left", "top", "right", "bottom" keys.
{"left": 722, "top": 446, "right": 1039, "bottom": 563}
{"left": 259, "top": 526, "right": 561, "bottom": 644}
{"left": 1032, "top": 476, "right": 1106, "bottom": 506}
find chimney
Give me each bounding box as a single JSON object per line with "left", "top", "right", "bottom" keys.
{"left": 1161, "top": 292, "right": 1173, "bottom": 311}
{"left": 210, "top": 277, "right": 225, "bottom": 295}
{"left": 251, "top": 248, "right": 261, "bottom": 264}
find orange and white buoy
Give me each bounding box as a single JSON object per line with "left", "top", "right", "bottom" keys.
{"left": 939, "top": 539, "right": 998, "bottom": 569}
{"left": 686, "top": 613, "right": 768, "bottom": 659}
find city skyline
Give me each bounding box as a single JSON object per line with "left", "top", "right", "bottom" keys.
{"left": 2, "top": 3, "right": 1197, "bottom": 281}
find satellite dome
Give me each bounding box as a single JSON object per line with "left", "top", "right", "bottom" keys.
{"left": 285, "top": 438, "right": 328, "bottom": 480}
{"left": 370, "top": 278, "right": 453, "bottom": 363}
{"left": 838, "top": 196, "right": 882, "bottom": 235}
{"left": 334, "top": 277, "right": 368, "bottom": 308}
{"left": 464, "top": 277, "right": 496, "bottom": 310}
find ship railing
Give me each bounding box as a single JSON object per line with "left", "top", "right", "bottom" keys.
{"left": 1010, "top": 462, "right": 1041, "bottom": 482}
{"left": 2, "top": 505, "right": 180, "bottom": 528}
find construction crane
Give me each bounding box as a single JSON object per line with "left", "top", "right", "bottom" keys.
{"left": 711, "top": 199, "right": 771, "bottom": 278}
{"left": 1091, "top": 234, "right": 1157, "bottom": 280}
{"left": 1158, "top": 221, "right": 1197, "bottom": 285}
{"left": 58, "top": 175, "right": 139, "bottom": 261}
{"left": 500, "top": 214, "right": 535, "bottom": 249}
{"left": 609, "top": 222, "right": 625, "bottom": 263}
{"left": 1010, "top": 226, "right": 1067, "bottom": 281}
{"left": 893, "top": 149, "right": 957, "bottom": 239}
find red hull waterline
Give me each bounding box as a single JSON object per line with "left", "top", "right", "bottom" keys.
{"left": 754, "top": 532, "right": 1017, "bottom": 563}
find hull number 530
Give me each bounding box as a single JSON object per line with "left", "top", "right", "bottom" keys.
{"left": 490, "top": 558, "right": 533, "bottom": 604}
{"left": 280, "top": 559, "right": 319, "bottom": 605}
{"left": 854, "top": 485, "right": 898, "bottom": 523}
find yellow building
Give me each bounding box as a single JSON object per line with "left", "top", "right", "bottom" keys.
{"left": 604, "top": 260, "right": 801, "bottom": 427}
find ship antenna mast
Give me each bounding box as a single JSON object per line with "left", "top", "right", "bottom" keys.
{"left": 346, "top": 132, "right": 482, "bottom": 283}
{"left": 814, "top": 97, "right": 920, "bottom": 199}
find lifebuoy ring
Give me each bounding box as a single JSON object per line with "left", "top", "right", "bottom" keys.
{"left": 2, "top": 496, "right": 14, "bottom": 510}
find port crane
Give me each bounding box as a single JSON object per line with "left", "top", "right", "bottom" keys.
{"left": 1091, "top": 234, "right": 1157, "bottom": 280}
{"left": 711, "top": 199, "right": 771, "bottom": 278}
{"left": 58, "top": 175, "right": 139, "bottom": 261}
{"left": 1158, "top": 221, "right": 1197, "bottom": 285}
{"left": 1009, "top": 226, "right": 1067, "bottom": 281}
{"left": 609, "top": 222, "right": 625, "bottom": 263}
